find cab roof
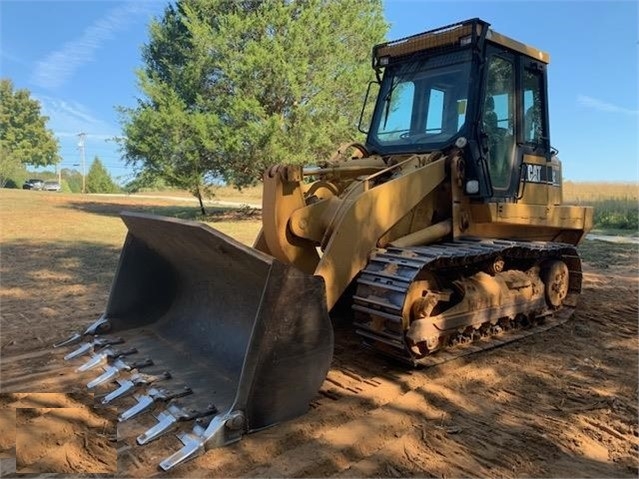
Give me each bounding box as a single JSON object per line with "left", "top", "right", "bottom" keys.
{"left": 373, "top": 18, "right": 549, "bottom": 69}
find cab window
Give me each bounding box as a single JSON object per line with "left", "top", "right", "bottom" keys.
{"left": 425, "top": 88, "right": 444, "bottom": 133}
{"left": 376, "top": 82, "right": 415, "bottom": 141}
{"left": 483, "top": 55, "right": 515, "bottom": 189}
{"left": 523, "top": 68, "right": 547, "bottom": 144}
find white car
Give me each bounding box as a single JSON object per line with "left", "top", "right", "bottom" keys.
{"left": 42, "top": 180, "right": 61, "bottom": 192}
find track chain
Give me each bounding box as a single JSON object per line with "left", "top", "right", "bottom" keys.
{"left": 353, "top": 237, "right": 582, "bottom": 366}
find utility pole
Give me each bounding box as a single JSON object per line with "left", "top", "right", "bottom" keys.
{"left": 78, "top": 132, "right": 86, "bottom": 193}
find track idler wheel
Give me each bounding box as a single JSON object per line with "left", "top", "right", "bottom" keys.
{"left": 541, "top": 260, "right": 569, "bottom": 308}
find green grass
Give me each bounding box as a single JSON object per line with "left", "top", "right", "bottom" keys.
{"left": 588, "top": 198, "right": 638, "bottom": 231}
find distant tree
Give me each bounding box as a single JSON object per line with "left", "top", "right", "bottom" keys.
{"left": 86, "top": 157, "right": 119, "bottom": 193}
{"left": 0, "top": 79, "right": 60, "bottom": 186}
{"left": 60, "top": 179, "right": 72, "bottom": 193}
{"left": 123, "top": 169, "right": 168, "bottom": 193}
{"left": 119, "top": 0, "right": 387, "bottom": 214}
{"left": 61, "top": 168, "right": 84, "bottom": 193}
{"left": 0, "top": 158, "right": 26, "bottom": 188}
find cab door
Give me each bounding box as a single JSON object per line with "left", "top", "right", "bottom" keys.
{"left": 517, "top": 59, "right": 559, "bottom": 205}
{"left": 481, "top": 49, "right": 518, "bottom": 197}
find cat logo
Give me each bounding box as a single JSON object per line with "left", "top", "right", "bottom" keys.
{"left": 526, "top": 164, "right": 542, "bottom": 183}
{"left": 522, "top": 162, "right": 560, "bottom": 186}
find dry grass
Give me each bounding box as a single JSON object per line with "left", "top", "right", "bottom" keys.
{"left": 563, "top": 181, "right": 638, "bottom": 202}
{"left": 563, "top": 182, "right": 638, "bottom": 232}
{"left": 0, "top": 189, "right": 262, "bottom": 247}
{"left": 130, "top": 184, "right": 263, "bottom": 205}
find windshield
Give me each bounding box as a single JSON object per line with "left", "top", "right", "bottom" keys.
{"left": 367, "top": 50, "right": 473, "bottom": 152}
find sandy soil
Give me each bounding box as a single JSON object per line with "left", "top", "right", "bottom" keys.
{"left": 0, "top": 237, "right": 637, "bottom": 477}
{"left": 0, "top": 393, "right": 117, "bottom": 475}
{"left": 0, "top": 408, "right": 16, "bottom": 457}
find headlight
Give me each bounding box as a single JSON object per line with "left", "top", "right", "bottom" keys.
{"left": 465, "top": 179, "right": 479, "bottom": 194}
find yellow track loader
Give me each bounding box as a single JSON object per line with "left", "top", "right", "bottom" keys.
{"left": 55, "top": 18, "right": 592, "bottom": 470}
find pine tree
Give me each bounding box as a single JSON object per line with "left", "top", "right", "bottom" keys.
{"left": 119, "top": 0, "right": 387, "bottom": 213}
{"left": 86, "top": 157, "right": 119, "bottom": 193}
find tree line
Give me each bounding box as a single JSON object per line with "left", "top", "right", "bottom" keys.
{"left": 0, "top": 79, "right": 119, "bottom": 193}
{"left": 5, "top": 161, "right": 116, "bottom": 194}
{"left": 2, "top": 0, "right": 387, "bottom": 209}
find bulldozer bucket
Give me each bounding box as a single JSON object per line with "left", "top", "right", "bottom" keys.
{"left": 57, "top": 212, "right": 334, "bottom": 470}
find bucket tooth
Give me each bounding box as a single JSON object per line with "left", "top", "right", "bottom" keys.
{"left": 87, "top": 363, "right": 124, "bottom": 389}
{"left": 53, "top": 332, "right": 82, "bottom": 348}
{"left": 157, "top": 411, "right": 244, "bottom": 471}
{"left": 118, "top": 386, "right": 193, "bottom": 422}
{"left": 53, "top": 314, "right": 111, "bottom": 348}
{"left": 82, "top": 314, "right": 111, "bottom": 335}
{"left": 137, "top": 402, "right": 218, "bottom": 445}
{"left": 87, "top": 368, "right": 118, "bottom": 389}
{"left": 158, "top": 425, "right": 207, "bottom": 472}
{"left": 76, "top": 347, "right": 138, "bottom": 372}
{"left": 137, "top": 408, "right": 179, "bottom": 445}
{"left": 119, "top": 393, "right": 155, "bottom": 422}
{"left": 101, "top": 378, "right": 135, "bottom": 403}
{"left": 65, "top": 336, "right": 126, "bottom": 361}
{"left": 86, "top": 358, "right": 154, "bottom": 389}
{"left": 101, "top": 371, "right": 171, "bottom": 405}
{"left": 64, "top": 342, "right": 93, "bottom": 360}
{"left": 77, "top": 353, "right": 108, "bottom": 372}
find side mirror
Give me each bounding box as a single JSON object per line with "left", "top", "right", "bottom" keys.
{"left": 358, "top": 81, "right": 380, "bottom": 134}
{"left": 539, "top": 136, "right": 552, "bottom": 160}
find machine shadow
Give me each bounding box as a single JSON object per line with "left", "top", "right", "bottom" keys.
{"left": 0, "top": 240, "right": 121, "bottom": 357}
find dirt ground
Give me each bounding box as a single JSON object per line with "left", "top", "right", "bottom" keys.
{"left": 0, "top": 191, "right": 637, "bottom": 477}
{"left": 0, "top": 408, "right": 16, "bottom": 457}
{"left": 0, "top": 393, "right": 117, "bottom": 475}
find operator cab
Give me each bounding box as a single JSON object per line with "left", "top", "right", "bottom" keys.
{"left": 363, "top": 18, "right": 555, "bottom": 203}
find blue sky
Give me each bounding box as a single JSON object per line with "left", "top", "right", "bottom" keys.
{"left": 1, "top": 0, "right": 637, "bottom": 183}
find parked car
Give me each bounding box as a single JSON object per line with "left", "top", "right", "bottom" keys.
{"left": 42, "top": 180, "right": 61, "bottom": 192}
{"left": 23, "top": 179, "right": 44, "bottom": 190}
